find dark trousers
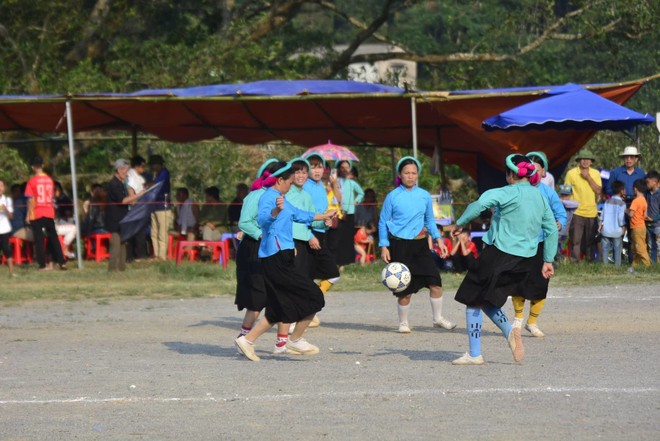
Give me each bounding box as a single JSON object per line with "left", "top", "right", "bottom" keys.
{"left": 31, "top": 217, "right": 65, "bottom": 268}
{"left": 126, "top": 230, "right": 147, "bottom": 260}
{"left": 569, "top": 214, "right": 597, "bottom": 262}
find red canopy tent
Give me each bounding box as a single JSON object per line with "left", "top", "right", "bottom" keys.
{"left": 0, "top": 78, "right": 653, "bottom": 268}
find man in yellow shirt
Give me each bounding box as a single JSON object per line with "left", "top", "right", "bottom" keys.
{"left": 564, "top": 149, "right": 602, "bottom": 262}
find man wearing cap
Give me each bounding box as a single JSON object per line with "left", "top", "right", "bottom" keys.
{"left": 606, "top": 146, "right": 645, "bottom": 263}
{"left": 106, "top": 159, "right": 143, "bottom": 271}
{"left": 148, "top": 155, "right": 172, "bottom": 261}
{"left": 563, "top": 149, "right": 602, "bottom": 262}
{"left": 606, "top": 146, "right": 646, "bottom": 201}
{"left": 24, "top": 156, "right": 68, "bottom": 270}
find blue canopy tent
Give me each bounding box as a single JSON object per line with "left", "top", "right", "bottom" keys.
{"left": 480, "top": 83, "right": 655, "bottom": 189}
{"left": 482, "top": 83, "right": 655, "bottom": 132}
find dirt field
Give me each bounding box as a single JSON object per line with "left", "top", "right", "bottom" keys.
{"left": 1, "top": 283, "right": 659, "bottom": 440}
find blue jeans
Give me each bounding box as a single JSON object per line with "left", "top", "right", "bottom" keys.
{"left": 648, "top": 226, "right": 660, "bottom": 263}
{"left": 601, "top": 235, "right": 623, "bottom": 266}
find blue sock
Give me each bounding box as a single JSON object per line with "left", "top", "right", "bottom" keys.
{"left": 482, "top": 305, "right": 512, "bottom": 338}
{"left": 466, "top": 307, "right": 482, "bottom": 357}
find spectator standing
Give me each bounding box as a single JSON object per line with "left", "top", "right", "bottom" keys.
{"left": 334, "top": 160, "right": 364, "bottom": 269}
{"left": 626, "top": 179, "right": 650, "bottom": 270}
{"left": 0, "top": 180, "right": 16, "bottom": 276}
{"left": 105, "top": 159, "right": 142, "bottom": 272}
{"left": 127, "top": 155, "right": 148, "bottom": 261}
{"left": 148, "top": 155, "right": 171, "bottom": 261}
{"left": 10, "top": 183, "right": 33, "bottom": 242}
{"left": 599, "top": 181, "right": 626, "bottom": 266}
{"left": 606, "top": 146, "right": 646, "bottom": 263}
{"left": 564, "top": 149, "right": 602, "bottom": 262}
{"left": 645, "top": 171, "right": 660, "bottom": 263}
{"left": 24, "top": 156, "right": 67, "bottom": 270}
{"left": 606, "top": 146, "right": 646, "bottom": 199}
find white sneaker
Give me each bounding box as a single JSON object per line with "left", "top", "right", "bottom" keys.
{"left": 452, "top": 352, "right": 485, "bottom": 365}
{"left": 308, "top": 314, "right": 321, "bottom": 328}
{"left": 235, "top": 336, "right": 260, "bottom": 362}
{"left": 511, "top": 318, "right": 523, "bottom": 329}
{"left": 507, "top": 327, "right": 524, "bottom": 363}
{"left": 433, "top": 317, "right": 457, "bottom": 331}
{"left": 286, "top": 338, "right": 319, "bottom": 355}
{"left": 525, "top": 323, "right": 545, "bottom": 338}
{"left": 273, "top": 344, "right": 296, "bottom": 355}
{"left": 398, "top": 322, "right": 412, "bottom": 333}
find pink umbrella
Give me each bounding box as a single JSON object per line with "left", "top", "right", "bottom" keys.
{"left": 303, "top": 140, "right": 359, "bottom": 162}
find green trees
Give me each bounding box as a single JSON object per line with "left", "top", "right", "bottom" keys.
{"left": 1, "top": 0, "right": 658, "bottom": 199}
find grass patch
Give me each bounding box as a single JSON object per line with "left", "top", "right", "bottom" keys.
{"left": 1, "top": 259, "right": 658, "bottom": 304}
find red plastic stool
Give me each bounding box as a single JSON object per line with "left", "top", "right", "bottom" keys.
{"left": 85, "top": 233, "right": 111, "bottom": 262}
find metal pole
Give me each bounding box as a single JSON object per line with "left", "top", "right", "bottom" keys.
{"left": 410, "top": 96, "right": 418, "bottom": 159}
{"left": 65, "top": 101, "right": 83, "bottom": 269}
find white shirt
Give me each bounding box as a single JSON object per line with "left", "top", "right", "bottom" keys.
{"left": 0, "top": 195, "right": 13, "bottom": 234}
{"left": 541, "top": 171, "right": 555, "bottom": 190}
{"left": 127, "top": 168, "right": 145, "bottom": 193}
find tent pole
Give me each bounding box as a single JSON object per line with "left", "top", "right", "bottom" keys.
{"left": 65, "top": 101, "right": 83, "bottom": 269}
{"left": 410, "top": 97, "right": 418, "bottom": 159}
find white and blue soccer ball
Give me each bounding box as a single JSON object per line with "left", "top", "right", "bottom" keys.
{"left": 381, "top": 262, "right": 411, "bottom": 293}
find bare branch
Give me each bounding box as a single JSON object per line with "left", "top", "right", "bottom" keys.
{"left": 65, "top": 0, "right": 111, "bottom": 64}
{"left": 345, "top": 1, "right": 622, "bottom": 67}
{"left": 315, "top": 0, "right": 407, "bottom": 49}
{"left": 246, "top": 0, "right": 308, "bottom": 42}
{"left": 318, "top": 0, "right": 405, "bottom": 78}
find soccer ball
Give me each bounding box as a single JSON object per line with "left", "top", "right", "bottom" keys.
{"left": 381, "top": 262, "right": 411, "bottom": 293}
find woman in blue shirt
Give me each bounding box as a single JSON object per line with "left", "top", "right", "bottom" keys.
{"left": 379, "top": 156, "right": 455, "bottom": 334}
{"left": 234, "top": 158, "right": 279, "bottom": 341}
{"left": 235, "top": 161, "right": 336, "bottom": 362}
{"left": 451, "top": 154, "right": 557, "bottom": 366}
{"left": 510, "top": 151, "right": 567, "bottom": 338}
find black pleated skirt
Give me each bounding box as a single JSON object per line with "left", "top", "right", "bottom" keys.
{"left": 454, "top": 245, "right": 537, "bottom": 308}
{"left": 234, "top": 236, "right": 267, "bottom": 311}
{"left": 262, "top": 249, "right": 325, "bottom": 324}
{"left": 388, "top": 237, "right": 442, "bottom": 297}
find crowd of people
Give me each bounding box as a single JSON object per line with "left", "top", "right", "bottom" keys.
{"left": 2, "top": 146, "right": 658, "bottom": 365}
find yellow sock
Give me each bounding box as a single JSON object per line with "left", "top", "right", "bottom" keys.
{"left": 318, "top": 279, "right": 333, "bottom": 294}
{"left": 527, "top": 299, "right": 546, "bottom": 325}
{"left": 511, "top": 296, "right": 525, "bottom": 320}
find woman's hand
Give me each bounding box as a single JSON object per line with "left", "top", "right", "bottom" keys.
{"left": 381, "top": 246, "right": 391, "bottom": 263}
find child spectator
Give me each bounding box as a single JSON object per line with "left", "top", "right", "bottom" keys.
{"left": 449, "top": 229, "right": 478, "bottom": 273}
{"left": 354, "top": 221, "right": 376, "bottom": 266}
{"left": 645, "top": 171, "right": 660, "bottom": 263}
{"left": 626, "top": 179, "right": 651, "bottom": 270}
{"left": 599, "top": 181, "right": 626, "bottom": 266}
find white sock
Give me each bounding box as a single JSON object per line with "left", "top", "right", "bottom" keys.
{"left": 430, "top": 297, "right": 444, "bottom": 322}
{"left": 397, "top": 303, "right": 411, "bottom": 325}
